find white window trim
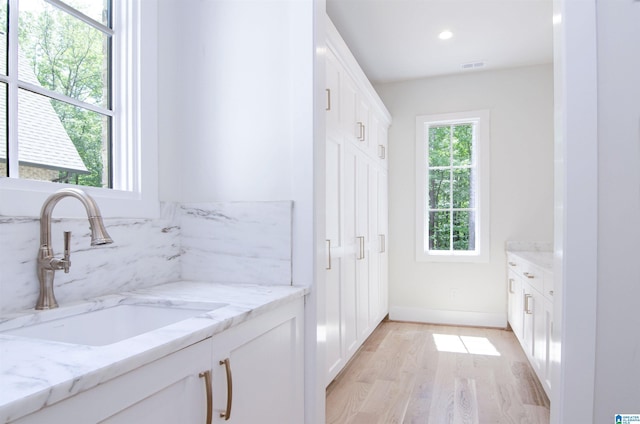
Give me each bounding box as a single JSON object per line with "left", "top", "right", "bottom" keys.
{"left": 415, "top": 110, "right": 490, "bottom": 263}
{"left": 0, "top": 0, "right": 159, "bottom": 219}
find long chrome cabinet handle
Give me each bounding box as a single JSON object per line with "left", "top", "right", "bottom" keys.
{"left": 219, "top": 358, "right": 233, "bottom": 420}
{"left": 523, "top": 272, "right": 535, "bottom": 279}
{"left": 357, "top": 122, "right": 364, "bottom": 141}
{"left": 356, "top": 236, "right": 365, "bottom": 260}
{"left": 379, "top": 234, "right": 385, "bottom": 253}
{"left": 378, "top": 144, "right": 386, "bottom": 159}
{"left": 326, "top": 239, "right": 332, "bottom": 270}
{"left": 199, "top": 371, "right": 212, "bottom": 424}
{"left": 508, "top": 278, "right": 514, "bottom": 294}
{"left": 325, "top": 88, "right": 331, "bottom": 111}
{"left": 524, "top": 294, "right": 533, "bottom": 314}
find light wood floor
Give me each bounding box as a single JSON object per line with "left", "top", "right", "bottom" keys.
{"left": 326, "top": 321, "right": 550, "bottom": 424}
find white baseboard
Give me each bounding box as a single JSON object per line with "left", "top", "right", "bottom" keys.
{"left": 389, "top": 306, "right": 507, "bottom": 328}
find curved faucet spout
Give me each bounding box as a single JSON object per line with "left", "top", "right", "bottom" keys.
{"left": 36, "top": 188, "right": 113, "bottom": 310}
{"left": 39, "top": 188, "right": 113, "bottom": 251}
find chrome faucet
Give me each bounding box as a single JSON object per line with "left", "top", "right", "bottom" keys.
{"left": 36, "top": 188, "right": 113, "bottom": 310}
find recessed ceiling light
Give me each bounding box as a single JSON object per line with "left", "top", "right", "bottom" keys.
{"left": 438, "top": 30, "right": 453, "bottom": 40}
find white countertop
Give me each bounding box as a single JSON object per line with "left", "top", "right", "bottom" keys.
{"left": 507, "top": 250, "right": 554, "bottom": 271}
{"left": 0, "top": 281, "right": 307, "bottom": 423}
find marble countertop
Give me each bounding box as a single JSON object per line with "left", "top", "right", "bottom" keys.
{"left": 0, "top": 281, "right": 307, "bottom": 423}
{"left": 506, "top": 241, "right": 554, "bottom": 272}
{"left": 509, "top": 251, "right": 553, "bottom": 271}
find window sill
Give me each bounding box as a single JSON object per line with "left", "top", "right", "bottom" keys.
{"left": 0, "top": 178, "right": 159, "bottom": 219}
{"left": 416, "top": 250, "right": 490, "bottom": 263}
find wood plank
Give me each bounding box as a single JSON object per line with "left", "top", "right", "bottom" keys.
{"left": 326, "top": 321, "right": 550, "bottom": 424}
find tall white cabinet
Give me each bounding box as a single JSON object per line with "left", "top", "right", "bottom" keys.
{"left": 324, "top": 16, "right": 392, "bottom": 386}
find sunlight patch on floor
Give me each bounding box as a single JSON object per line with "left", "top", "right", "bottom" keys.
{"left": 432, "top": 334, "right": 501, "bottom": 356}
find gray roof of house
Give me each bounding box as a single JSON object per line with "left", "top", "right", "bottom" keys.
{"left": 0, "top": 42, "right": 89, "bottom": 174}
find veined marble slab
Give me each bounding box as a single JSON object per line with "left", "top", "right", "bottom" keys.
{"left": 0, "top": 200, "right": 294, "bottom": 314}
{"left": 0, "top": 281, "right": 307, "bottom": 423}
{"left": 505, "top": 241, "right": 553, "bottom": 252}
{"left": 179, "top": 201, "right": 292, "bottom": 285}
{"left": 506, "top": 241, "right": 553, "bottom": 271}
{"left": 0, "top": 214, "right": 181, "bottom": 315}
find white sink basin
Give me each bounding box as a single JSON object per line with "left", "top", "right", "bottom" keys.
{"left": 2, "top": 303, "right": 227, "bottom": 346}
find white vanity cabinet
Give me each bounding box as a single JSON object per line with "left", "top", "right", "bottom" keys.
{"left": 506, "top": 252, "right": 553, "bottom": 398}
{"left": 8, "top": 298, "right": 305, "bottom": 424}
{"left": 11, "top": 339, "right": 213, "bottom": 424}
{"left": 209, "top": 298, "right": 304, "bottom": 424}
{"left": 324, "top": 15, "right": 391, "bottom": 387}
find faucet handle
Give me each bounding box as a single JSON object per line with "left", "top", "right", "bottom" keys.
{"left": 63, "top": 231, "right": 71, "bottom": 273}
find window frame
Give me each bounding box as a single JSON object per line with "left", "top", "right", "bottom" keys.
{"left": 0, "top": 0, "right": 158, "bottom": 219}
{"left": 415, "top": 110, "right": 490, "bottom": 263}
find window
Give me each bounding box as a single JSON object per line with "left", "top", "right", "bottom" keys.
{"left": 0, "top": 0, "right": 159, "bottom": 218}
{"left": 415, "top": 110, "right": 490, "bottom": 262}
{"left": 1, "top": 0, "right": 114, "bottom": 186}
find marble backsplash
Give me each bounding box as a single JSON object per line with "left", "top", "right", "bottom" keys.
{"left": 0, "top": 201, "right": 292, "bottom": 315}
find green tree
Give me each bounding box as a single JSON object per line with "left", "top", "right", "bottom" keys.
{"left": 428, "top": 123, "right": 476, "bottom": 251}
{"left": 19, "top": 4, "right": 108, "bottom": 187}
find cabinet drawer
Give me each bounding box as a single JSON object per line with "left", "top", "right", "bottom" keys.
{"left": 519, "top": 262, "right": 544, "bottom": 292}
{"left": 506, "top": 253, "right": 520, "bottom": 270}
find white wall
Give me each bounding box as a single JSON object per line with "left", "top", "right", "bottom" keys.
{"left": 158, "top": 0, "right": 298, "bottom": 203}
{"left": 593, "top": 0, "right": 640, "bottom": 420}
{"left": 550, "top": 0, "right": 598, "bottom": 421}
{"left": 375, "top": 65, "right": 554, "bottom": 327}
{"left": 156, "top": 2, "right": 323, "bottom": 423}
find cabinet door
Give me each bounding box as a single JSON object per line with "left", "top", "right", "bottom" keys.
{"left": 355, "top": 96, "right": 370, "bottom": 148}
{"left": 533, "top": 289, "right": 546, "bottom": 375}
{"left": 542, "top": 296, "right": 553, "bottom": 393}
{"left": 368, "top": 163, "right": 380, "bottom": 328}
{"left": 12, "top": 340, "right": 212, "bottom": 424}
{"left": 355, "top": 149, "right": 371, "bottom": 341}
{"left": 211, "top": 299, "right": 304, "bottom": 424}
{"left": 367, "top": 111, "right": 379, "bottom": 159}
{"left": 507, "top": 270, "right": 523, "bottom": 341}
{"left": 522, "top": 283, "right": 535, "bottom": 358}
{"left": 377, "top": 168, "right": 389, "bottom": 319}
{"left": 377, "top": 121, "right": 388, "bottom": 168}
{"left": 341, "top": 75, "right": 358, "bottom": 140}
{"left": 343, "top": 144, "right": 360, "bottom": 359}
{"left": 326, "top": 133, "right": 345, "bottom": 384}
{"left": 325, "top": 49, "right": 341, "bottom": 134}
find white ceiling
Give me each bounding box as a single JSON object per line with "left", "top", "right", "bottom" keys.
{"left": 326, "top": 0, "right": 554, "bottom": 84}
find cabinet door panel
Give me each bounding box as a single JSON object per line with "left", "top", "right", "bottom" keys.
{"left": 211, "top": 301, "right": 304, "bottom": 424}
{"left": 533, "top": 289, "right": 547, "bottom": 374}
{"left": 355, "top": 152, "right": 370, "bottom": 340}
{"left": 325, "top": 133, "right": 345, "bottom": 383}
{"left": 341, "top": 76, "right": 357, "bottom": 139}
{"left": 12, "top": 340, "right": 212, "bottom": 424}
{"left": 368, "top": 164, "right": 380, "bottom": 326}
{"left": 326, "top": 255, "right": 344, "bottom": 384}
{"left": 543, "top": 297, "right": 553, "bottom": 392}
{"left": 507, "top": 270, "right": 523, "bottom": 341}
{"left": 343, "top": 145, "right": 359, "bottom": 357}
{"left": 101, "top": 374, "right": 205, "bottom": 424}
{"left": 522, "top": 284, "right": 535, "bottom": 358}
{"left": 325, "top": 49, "right": 341, "bottom": 133}
{"left": 377, "top": 169, "right": 389, "bottom": 318}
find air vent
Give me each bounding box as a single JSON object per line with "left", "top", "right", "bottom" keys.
{"left": 461, "top": 61, "right": 486, "bottom": 70}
